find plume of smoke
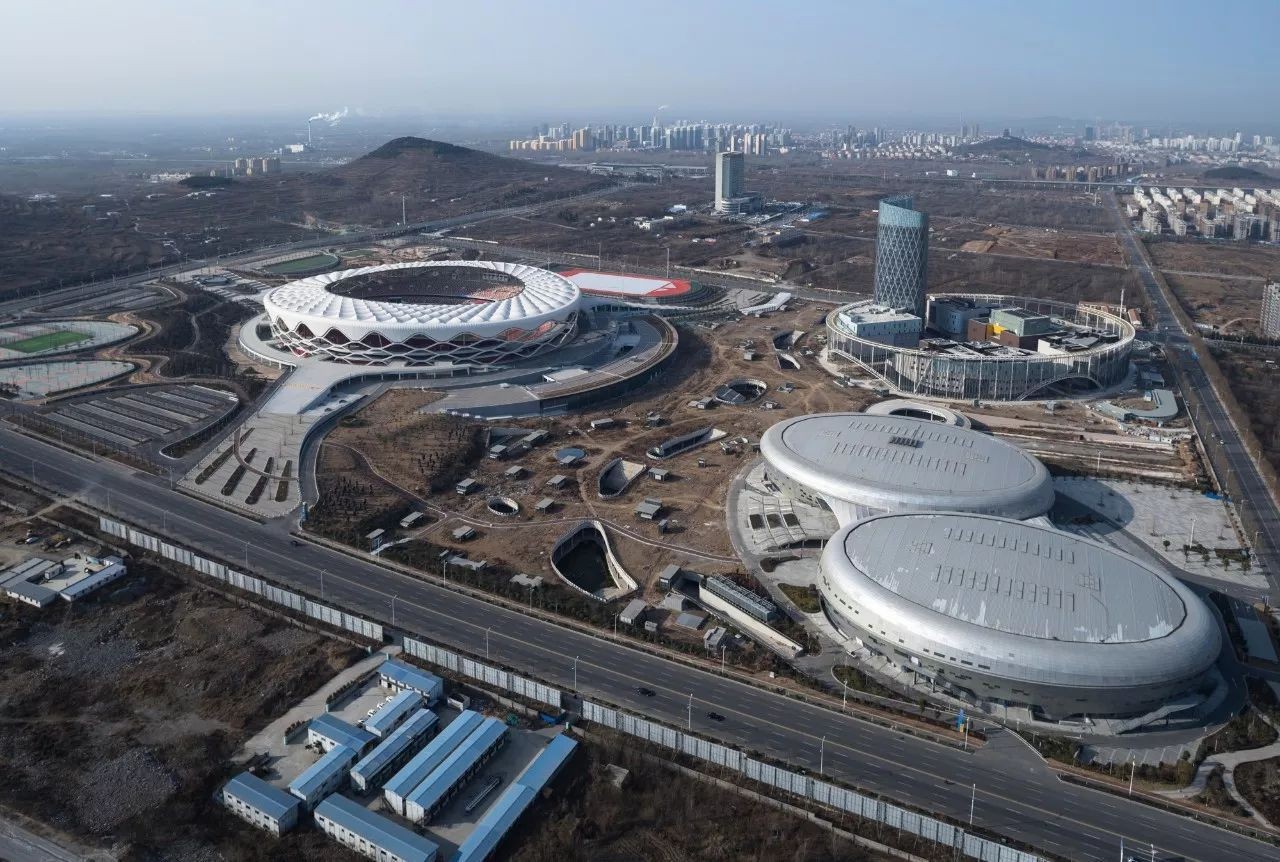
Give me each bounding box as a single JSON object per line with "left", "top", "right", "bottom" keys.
{"left": 307, "top": 107, "right": 349, "bottom": 126}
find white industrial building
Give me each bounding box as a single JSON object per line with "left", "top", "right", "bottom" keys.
{"left": 819, "top": 512, "right": 1221, "bottom": 721}
{"left": 287, "top": 744, "right": 356, "bottom": 811}
{"left": 315, "top": 793, "right": 438, "bottom": 862}
{"left": 1, "top": 555, "right": 128, "bottom": 608}
{"left": 219, "top": 772, "right": 301, "bottom": 836}
{"left": 759, "top": 413, "right": 1055, "bottom": 525}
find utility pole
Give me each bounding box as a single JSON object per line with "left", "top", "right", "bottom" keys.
{"left": 401, "top": 195, "right": 406, "bottom": 226}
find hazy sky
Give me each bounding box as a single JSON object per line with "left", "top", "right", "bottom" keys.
{"left": 7, "top": 0, "right": 1278, "bottom": 126}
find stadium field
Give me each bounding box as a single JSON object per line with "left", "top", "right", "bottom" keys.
{"left": 5, "top": 330, "right": 92, "bottom": 354}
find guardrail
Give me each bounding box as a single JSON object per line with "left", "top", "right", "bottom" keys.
{"left": 96, "top": 515, "right": 383, "bottom": 642}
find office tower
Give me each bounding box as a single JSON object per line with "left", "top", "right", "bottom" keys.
{"left": 714, "top": 151, "right": 745, "bottom": 213}
{"left": 872, "top": 195, "right": 929, "bottom": 317}
{"left": 1262, "top": 283, "right": 1280, "bottom": 340}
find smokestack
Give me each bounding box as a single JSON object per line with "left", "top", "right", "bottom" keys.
{"left": 307, "top": 119, "right": 312, "bottom": 147}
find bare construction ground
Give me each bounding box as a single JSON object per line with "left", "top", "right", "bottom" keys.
{"left": 0, "top": 504, "right": 361, "bottom": 861}
{"left": 1145, "top": 240, "right": 1280, "bottom": 281}
{"left": 312, "top": 306, "right": 872, "bottom": 595}
{"left": 1164, "top": 272, "right": 1266, "bottom": 332}
{"left": 1210, "top": 345, "right": 1280, "bottom": 478}
{"left": 514, "top": 731, "right": 895, "bottom": 862}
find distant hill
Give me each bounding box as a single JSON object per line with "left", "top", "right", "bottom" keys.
{"left": 1203, "top": 165, "right": 1275, "bottom": 182}
{"left": 0, "top": 137, "right": 612, "bottom": 294}
{"left": 959, "top": 136, "right": 1052, "bottom": 155}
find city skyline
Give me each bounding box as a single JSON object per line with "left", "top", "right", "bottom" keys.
{"left": 4, "top": 0, "right": 1278, "bottom": 125}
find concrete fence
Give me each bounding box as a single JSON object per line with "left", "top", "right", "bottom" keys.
{"left": 579, "top": 700, "right": 1042, "bottom": 862}
{"left": 401, "top": 637, "right": 562, "bottom": 709}
{"left": 97, "top": 516, "right": 384, "bottom": 642}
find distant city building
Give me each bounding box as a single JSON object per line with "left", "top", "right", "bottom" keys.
{"left": 1262, "top": 282, "right": 1280, "bottom": 339}
{"left": 714, "top": 151, "right": 746, "bottom": 213}
{"left": 872, "top": 196, "right": 929, "bottom": 317}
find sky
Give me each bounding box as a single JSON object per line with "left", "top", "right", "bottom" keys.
{"left": 6, "top": 0, "right": 1278, "bottom": 127}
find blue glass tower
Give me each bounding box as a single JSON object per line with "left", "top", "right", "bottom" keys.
{"left": 873, "top": 195, "right": 929, "bottom": 317}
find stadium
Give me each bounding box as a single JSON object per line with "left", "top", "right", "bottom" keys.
{"left": 827, "top": 293, "right": 1135, "bottom": 401}
{"left": 262, "top": 261, "right": 582, "bottom": 365}
{"left": 818, "top": 512, "right": 1221, "bottom": 720}
{"left": 759, "top": 413, "right": 1055, "bottom": 525}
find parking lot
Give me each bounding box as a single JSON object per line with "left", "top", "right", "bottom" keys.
{"left": 41, "top": 383, "right": 237, "bottom": 448}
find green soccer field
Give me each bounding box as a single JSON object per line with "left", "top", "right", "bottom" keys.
{"left": 4, "top": 330, "right": 93, "bottom": 354}
{"left": 262, "top": 252, "right": 341, "bottom": 275}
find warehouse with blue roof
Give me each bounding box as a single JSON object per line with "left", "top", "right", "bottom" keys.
{"left": 364, "top": 689, "right": 422, "bottom": 738}
{"left": 452, "top": 734, "right": 579, "bottom": 862}
{"left": 308, "top": 713, "right": 376, "bottom": 755}
{"left": 404, "top": 717, "right": 508, "bottom": 823}
{"left": 314, "top": 793, "right": 439, "bottom": 862}
{"left": 288, "top": 744, "right": 357, "bottom": 811}
{"left": 219, "top": 771, "right": 301, "bottom": 836}
{"left": 350, "top": 709, "right": 439, "bottom": 793}
{"left": 383, "top": 710, "right": 484, "bottom": 816}
{"left": 378, "top": 658, "right": 444, "bottom": 706}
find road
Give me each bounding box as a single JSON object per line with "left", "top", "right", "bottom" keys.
{"left": 3, "top": 428, "right": 1276, "bottom": 862}
{"left": 1108, "top": 196, "right": 1280, "bottom": 603}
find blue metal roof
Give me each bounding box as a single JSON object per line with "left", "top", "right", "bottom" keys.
{"left": 309, "top": 713, "right": 376, "bottom": 753}
{"left": 351, "top": 710, "right": 438, "bottom": 785}
{"left": 223, "top": 772, "right": 299, "bottom": 821}
{"left": 405, "top": 717, "right": 507, "bottom": 816}
{"left": 289, "top": 744, "right": 356, "bottom": 801}
{"left": 364, "top": 689, "right": 422, "bottom": 737}
{"left": 384, "top": 711, "right": 483, "bottom": 803}
{"left": 515, "top": 734, "right": 577, "bottom": 791}
{"left": 315, "top": 794, "right": 438, "bottom": 862}
{"left": 378, "top": 658, "right": 443, "bottom": 699}
{"left": 451, "top": 784, "right": 537, "bottom": 862}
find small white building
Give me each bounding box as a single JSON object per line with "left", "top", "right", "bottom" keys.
{"left": 288, "top": 744, "right": 356, "bottom": 811}
{"left": 220, "top": 772, "right": 301, "bottom": 836}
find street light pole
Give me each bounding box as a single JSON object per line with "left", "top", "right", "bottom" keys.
{"left": 485, "top": 626, "right": 493, "bottom": 659}
{"left": 687, "top": 692, "right": 693, "bottom": 730}
{"left": 319, "top": 569, "right": 326, "bottom": 599}
{"left": 391, "top": 594, "right": 397, "bottom": 625}
{"left": 819, "top": 735, "right": 826, "bottom": 774}
{"left": 1128, "top": 757, "right": 1136, "bottom": 796}
{"left": 969, "top": 783, "right": 976, "bottom": 825}
{"left": 573, "top": 655, "right": 579, "bottom": 691}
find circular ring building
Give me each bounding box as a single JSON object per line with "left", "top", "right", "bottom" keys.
{"left": 759, "top": 413, "right": 1055, "bottom": 525}
{"left": 827, "top": 293, "right": 1135, "bottom": 401}
{"left": 819, "top": 512, "right": 1221, "bottom": 720}
{"left": 263, "top": 261, "right": 581, "bottom": 365}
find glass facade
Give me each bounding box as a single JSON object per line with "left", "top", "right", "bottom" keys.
{"left": 873, "top": 195, "right": 929, "bottom": 317}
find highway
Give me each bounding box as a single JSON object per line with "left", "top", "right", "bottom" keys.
{"left": 3, "top": 427, "right": 1277, "bottom": 862}
{"left": 1109, "top": 196, "right": 1280, "bottom": 603}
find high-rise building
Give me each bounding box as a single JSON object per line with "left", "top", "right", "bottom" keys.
{"left": 714, "top": 151, "right": 745, "bottom": 213}
{"left": 872, "top": 196, "right": 929, "bottom": 317}
{"left": 1262, "top": 282, "right": 1280, "bottom": 340}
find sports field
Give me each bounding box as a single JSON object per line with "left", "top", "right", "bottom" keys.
{"left": 261, "top": 252, "right": 340, "bottom": 275}
{"left": 4, "top": 330, "right": 92, "bottom": 354}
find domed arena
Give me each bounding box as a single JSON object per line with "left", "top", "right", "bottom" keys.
{"left": 262, "top": 261, "right": 581, "bottom": 365}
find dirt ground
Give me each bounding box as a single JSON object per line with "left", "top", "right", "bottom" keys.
{"left": 512, "top": 732, "right": 901, "bottom": 862}
{"left": 315, "top": 305, "right": 872, "bottom": 592}
{"left": 935, "top": 222, "right": 1124, "bottom": 266}
{"left": 1234, "top": 756, "right": 1280, "bottom": 825}
{"left": 1210, "top": 345, "right": 1280, "bottom": 477}
{"left": 0, "top": 536, "right": 361, "bottom": 861}
{"left": 1145, "top": 240, "right": 1280, "bottom": 281}
{"left": 1164, "top": 272, "right": 1267, "bottom": 332}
